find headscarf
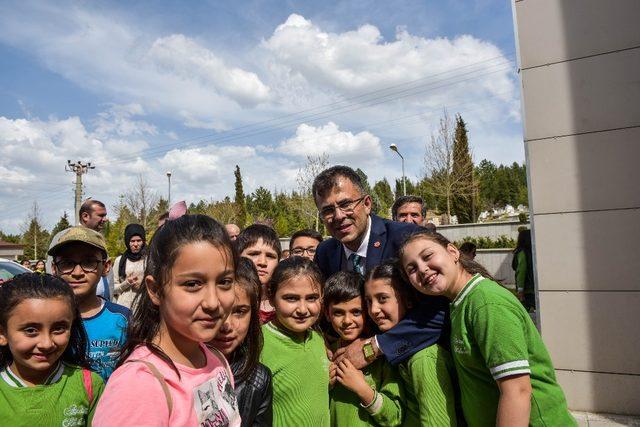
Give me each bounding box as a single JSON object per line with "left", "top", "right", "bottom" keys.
{"left": 118, "top": 223, "right": 146, "bottom": 282}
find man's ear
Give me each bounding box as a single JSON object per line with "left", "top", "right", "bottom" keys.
{"left": 101, "top": 257, "right": 112, "bottom": 277}
{"left": 363, "top": 194, "right": 373, "bottom": 214}
{"left": 146, "top": 275, "right": 161, "bottom": 306}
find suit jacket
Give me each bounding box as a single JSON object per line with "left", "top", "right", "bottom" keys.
{"left": 315, "top": 214, "right": 449, "bottom": 365}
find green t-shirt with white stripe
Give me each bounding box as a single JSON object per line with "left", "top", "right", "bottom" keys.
{"left": 0, "top": 362, "right": 104, "bottom": 426}
{"left": 260, "top": 322, "right": 330, "bottom": 427}
{"left": 450, "top": 274, "right": 575, "bottom": 427}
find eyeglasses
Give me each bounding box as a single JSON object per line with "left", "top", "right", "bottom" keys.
{"left": 54, "top": 259, "right": 104, "bottom": 274}
{"left": 291, "top": 247, "right": 317, "bottom": 256}
{"left": 319, "top": 196, "right": 366, "bottom": 220}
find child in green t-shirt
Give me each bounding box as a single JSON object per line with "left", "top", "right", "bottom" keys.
{"left": 398, "top": 230, "right": 575, "bottom": 427}
{"left": 259, "top": 256, "right": 330, "bottom": 427}
{"left": 325, "top": 271, "right": 403, "bottom": 426}
{"left": 0, "top": 273, "right": 104, "bottom": 426}
{"left": 364, "top": 261, "right": 460, "bottom": 427}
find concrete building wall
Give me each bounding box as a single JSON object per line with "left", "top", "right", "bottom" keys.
{"left": 512, "top": 0, "right": 640, "bottom": 415}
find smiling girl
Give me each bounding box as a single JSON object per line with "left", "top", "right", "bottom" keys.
{"left": 0, "top": 273, "right": 104, "bottom": 426}
{"left": 93, "top": 215, "right": 241, "bottom": 426}
{"left": 259, "top": 256, "right": 330, "bottom": 427}
{"left": 399, "top": 230, "right": 574, "bottom": 427}
{"left": 209, "top": 257, "right": 273, "bottom": 427}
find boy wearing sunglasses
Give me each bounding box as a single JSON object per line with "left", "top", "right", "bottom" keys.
{"left": 48, "top": 226, "right": 129, "bottom": 381}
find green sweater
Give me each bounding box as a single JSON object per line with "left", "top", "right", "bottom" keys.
{"left": 0, "top": 362, "right": 105, "bottom": 426}
{"left": 450, "top": 274, "right": 575, "bottom": 427}
{"left": 399, "top": 344, "right": 460, "bottom": 427}
{"left": 329, "top": 343, "right": 403, "bottom": 427}
{"left": 260, "top": 322, "right": 330, "bottom": 427}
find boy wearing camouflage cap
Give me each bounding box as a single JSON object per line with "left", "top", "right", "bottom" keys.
{"left": 49, "top": 226, "right": 130, "bottom": 381}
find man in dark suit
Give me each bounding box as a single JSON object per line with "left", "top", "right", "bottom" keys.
{"left": 313, "top": 165, "right": 447, "bottom": 367}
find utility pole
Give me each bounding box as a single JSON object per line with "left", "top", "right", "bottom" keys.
{"left": 66, "top": 160, "right": 95, "bottom": 225}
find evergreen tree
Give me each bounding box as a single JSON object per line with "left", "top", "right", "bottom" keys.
{"left": 50, "top": 212, "right": 71, "bottom": 238}
{"left": 234, "top": 165, "right": 247, "bottom": 228}
{"left": 20, "top": 203, "right": 50, "bottom": 261}
{"left": 451, "top": 114, "right": 476, "bottom": 223}
{"left": 372, "top": 178, "right": 394, "bottom": 218}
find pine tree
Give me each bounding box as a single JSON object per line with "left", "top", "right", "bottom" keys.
{"left": 50, "top": 212, "right": 71, "bottom": 238}
{"left": 451, "top": 114, "right": 476, "bottom": 223}
{"left": 373, "top": 179, "right": 394, "bottom": 218}
{"left": 234, "top": 165, "right": 247, "bottom": 228}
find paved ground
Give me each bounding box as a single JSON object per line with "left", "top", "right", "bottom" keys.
{"left": 573, "top": 412, "right": 640, "bottom": 426}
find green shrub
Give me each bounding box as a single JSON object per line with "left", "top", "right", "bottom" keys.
{"left": 455, "top": 235, "right": 516, "bottom": 249}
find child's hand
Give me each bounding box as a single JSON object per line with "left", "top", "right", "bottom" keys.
{"left": 329, "top": 362, "right": 337, "bottom": 387}
{"left": 336, "top": 359, "right": 375, "bottom": 406}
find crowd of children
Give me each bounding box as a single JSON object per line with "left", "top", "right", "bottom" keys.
{"left": 0, "top": 212, "right": 575, "bottom": 426}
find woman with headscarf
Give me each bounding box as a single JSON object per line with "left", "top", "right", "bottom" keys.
{"left": 111, "top": 223, "right": 146, "bottom": 309}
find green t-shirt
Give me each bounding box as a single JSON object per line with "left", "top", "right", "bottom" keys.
{"left": 399, "top": 344, "right": 460, "bottom": 427}
{"left": 0, "top": 362, "right": 105, "bottom": 426}
{"left": 450, "top": 274, "right": 575, "bottom": 427}
{"left": 329, "top": 342, "right": 403, "bottom": 427}
{"left": 260, "top": 322, "right": 330, "bottom": 427}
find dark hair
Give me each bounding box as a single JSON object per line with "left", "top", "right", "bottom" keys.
{"left": 398, "top": 230, "right": 495, "bottom": 281}
{"left": 391, "top": 195, "right": 426, "bottom": 220}
{"left": 514, "top": 229, "right": 531, "bottom": 252}
{"left": 236, "top": 224, "right": 282, "bottom": 259}
{"left": 324, "top": 271, "right": 363, "bottom": 308}
{"left": 79, "top": 199, "right": 105, "bottom": 217}
{"left": 118, "top": 214, "right": 238, "bottom": 376}
{"left": 289, "top": 229, "right": 323, "bottom": 248}
{"left": 365, "top": 259, "right": 418, "bottom": 310}
{"left": 230, "top": 257, "right": 263, "bottom": 383}
{"left": 312, "top": 165, "right": 366, "bottom": 201}
{"left": 459, "top": 241, "right": 477, "bottom": 257}
{"left": 267, "top": 256, "right": 323, "bottom": 300}
{"left": 0, "top": 273, "right": 90, "bottom": 370}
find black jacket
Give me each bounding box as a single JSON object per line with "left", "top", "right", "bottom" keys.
{"left": 231, "top": 360, "right": 273, "bottom": 427}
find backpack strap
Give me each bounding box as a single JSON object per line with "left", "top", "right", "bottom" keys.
{"left": 82, "top": 368, "right": 93, "bottom": 404}
{"left": 125, "top": 359, "right": 173, "bottom": 416}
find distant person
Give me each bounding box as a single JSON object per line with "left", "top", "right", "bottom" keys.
{"left": 289, "top": 229, "right": 323, "bottom": 261}
{"left": 34, "top": 259, "right": 45, "bottom": 273}
{"left": 48, "top": 226, "right": 129, "bottom": 381}
{"left": 79, "top": 199, "right": 108, "bottom": 232}
{"left": 392, "top": 196, "right": 425, "bottom": 225}
{"left": 423, "top": 222, "right": 437, "bottom": 232}
{"left": 236, "top": 224, "right": 281, "bottom": 323}
{"left": 157, "top": 211, "right": 169, "bottom": 228}
{"left": 459, "top": 242, "right": 477, "bottom": 260}
{"left": 513, "top": 229, "right": 535, "bottom": 312}
{"left": 281, "top": 249, "right": 290, "bottom": 259}
{"left": 226, "top": 223, "right": 241, "bottom": 241}
{"left": 111, "top": 224, "right": 146, "bottom": 309}
{"left": 20, "top": 259, "right": 32, "bottom": 270}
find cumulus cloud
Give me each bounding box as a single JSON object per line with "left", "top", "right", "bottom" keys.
{"left": 278, "top": 122, "right": 383, "bottom": 162}
{"left": 0, "top": 3, "right": 272, "bottom": 130}
{"left": 264, "top": 14, "right": 515, "bottom": 108}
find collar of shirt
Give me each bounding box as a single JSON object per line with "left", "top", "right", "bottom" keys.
{"left": 343, "top": 216, "right": 372, "bottom": 260}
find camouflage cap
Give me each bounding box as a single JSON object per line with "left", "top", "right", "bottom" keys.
{"left": 48, "top": 226, "right": 108, "bottom": 257}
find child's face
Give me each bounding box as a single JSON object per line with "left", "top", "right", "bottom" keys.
{"left": 149, "top": 241, "right": 236, "bottom": 344}
{"left": 0, "top": 297, "right": 73, "bottom": 383}
{"left": 271, "top": 276, "right": 321, "bottom": 335}
{"left": 241, "top": 238, "right": 279, "bottom": 286}
{"left": 326, "top": 296, "right": 365, "bottom": 342}
{"left": 401, "top": 237, "right": 460, "bottom": 298}
{"left": 209, "top": 284, "right": 252, "bottom": 356}
{"left": 364, "top": 278, "right": 406, "bottom": 332}
{"left": 53, "top": 243, "right": 110, "bottom": 301}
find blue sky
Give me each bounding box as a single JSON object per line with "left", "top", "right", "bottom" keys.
{"left": 0, "top": 0, "right": 522, "bottom": 233}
